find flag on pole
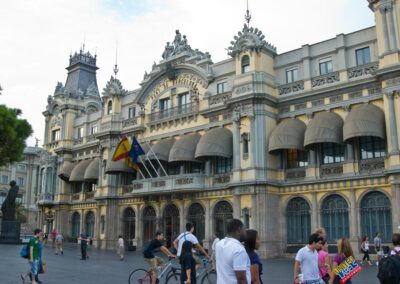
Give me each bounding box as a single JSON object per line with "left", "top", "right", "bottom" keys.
{"left": 112, "top": 136, "right": 131, "bottom": 161}
{"left": 126, "top": 137, "right": 145, "bottom": 171}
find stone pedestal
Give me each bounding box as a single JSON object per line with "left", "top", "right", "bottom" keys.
{"left": 0, "top": 221, "right": 21, "bottom": 244}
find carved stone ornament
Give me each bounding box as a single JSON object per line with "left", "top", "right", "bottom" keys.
{"left": 228, "top": 24, "right": 276, "bottom": 57}
{"left": 102, "top": 76, "right": 128, "bottom": 97}
{"left": 86, "top": 82, "right": 100, "bottom": 97}
{"left": 50, "top": 115, "right": 62, "bottom": 128}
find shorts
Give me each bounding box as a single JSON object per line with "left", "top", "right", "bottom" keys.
{"left": 30, "top": 260, "right": 39, "bottom": 275}
{"left": 145, "top": 256, "right": 164, "bottom": 271}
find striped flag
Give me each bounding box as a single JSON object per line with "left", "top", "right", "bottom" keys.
{"left": 112, "top": 136, "right": 131, "bottom": 161}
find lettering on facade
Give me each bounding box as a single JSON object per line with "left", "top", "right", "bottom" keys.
{"left": 235, "top": 84, "right": 253, "bottom": 95}
{"left": 176, "top": 177, "right": 193, "bottom": 185}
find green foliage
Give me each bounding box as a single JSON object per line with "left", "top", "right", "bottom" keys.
{"left": 0, "top": 105, "right": 33, "bottom": 167}
{"left": 15, "top": 202, "right": 27, "bottom": 224}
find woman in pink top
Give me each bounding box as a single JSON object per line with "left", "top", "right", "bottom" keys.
{"left": 318, "top": 239, "right": 333, "bottom": 284}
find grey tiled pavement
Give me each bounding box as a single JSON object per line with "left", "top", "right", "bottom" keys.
{"left": 0, "top": 244, "right": 380, "bottom": 283}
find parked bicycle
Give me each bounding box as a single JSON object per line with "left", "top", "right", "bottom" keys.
{"left": 129, "top": 256, "right": 180, "bottom": 284}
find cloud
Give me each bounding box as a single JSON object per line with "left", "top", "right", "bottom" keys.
{"left": 0, "top": 0, "right": 374, "bottom": 146}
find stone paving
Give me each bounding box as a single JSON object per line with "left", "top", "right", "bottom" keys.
{"left": 0, "top": 244, "right": 381, "bottom": 284}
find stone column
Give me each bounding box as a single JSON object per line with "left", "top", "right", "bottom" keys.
{"left": 385, "top": 92, "right": 399, "bottom": 154}
{"left": 204, "top": 200, "right": 211, "bottom": 251}
{"left": 387, "top": 5, "right": 398, "bottom": 50}
{"left": 251, "top": 190, "right": 258, "bottom": 229}
{"left": 232, "top": 119, "right": 241, "bottom": 171}
{"left": 349, "top": 188, "right": 358, "bottom": 240}
{"left": 392, "top": 183, "right": 400, "bottom": 233}
{"left": 205, "top": 160, "right": 211, "bottom": 175}
{"left": 249, "top": 115, "right": 256, "bottom": 169}
{"left": 252, "top": 105, "right": 267, "bottom": 180}
{"left": 135, "top": 204, "right": 141, "bottom": 248}
{"left": 381, "top": 6, "right": 390, "bottom": 51}
{"left": 179, "top": 200, "right": 185, "bottom": 232}
{"left": 233, "top": 191, "right": 241, "bottom": 219}
{"left": 311, "top": 192, "right": 318, "bottom": 231}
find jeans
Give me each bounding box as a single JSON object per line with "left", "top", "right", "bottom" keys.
{"left": 304, "top": 279, "right": 324, "bottom": 284}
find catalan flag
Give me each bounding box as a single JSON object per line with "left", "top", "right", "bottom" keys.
{"left": 126, "top": 136, "right": 145, "bottom": 171}
{"left": 112, "top": 136, "right": 131, "bottom": 161}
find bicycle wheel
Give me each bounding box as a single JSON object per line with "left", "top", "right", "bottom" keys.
{"left": 165, "top": 267, "right": 181, "bottom": 280}
{"left": 165, "top": 272, "right": 181, "bottom": 284}
{"left": 201, "top": 270, "right": 217, "bottom": 284}
{"left": 129, "top": 268, "right": 152, "bottom": 284}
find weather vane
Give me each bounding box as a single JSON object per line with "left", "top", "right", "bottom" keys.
{"left": 113, "top": 40, "right": 119, "bottom": 77}
{"left": 245, "top": 0, "right": 251, "bottom": 25}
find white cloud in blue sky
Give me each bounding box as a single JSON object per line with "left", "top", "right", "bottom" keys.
{"left": 0, "top": 0, "right": 375, "bottom": 146}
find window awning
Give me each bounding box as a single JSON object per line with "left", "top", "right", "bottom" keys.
{"left": 195, "top": 128, "right": 233, "bottom": 158}
{"left": 147, "top": 138, "right": 175, "bottom": 161}
{"left": 169, "top": 133, "right": 201, "bottom": 162}
{"left": 69, "top": 160, "right": 92, "bottom": 182}
{"left": 58, "top": 162, "right": 75, "bottom": 182}
{"left": 343, "top": 104, "right": 386, "bottom": 141}
{"left": 268, "top": 118, "right": 306, "bottom": 153}
{"left": 84, "top": 158, "right": 99, "bottom": 181}
{"left": 304, "top": 112, "right": 343, "bottom": 147}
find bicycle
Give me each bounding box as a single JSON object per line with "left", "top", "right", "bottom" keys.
{"left": 129, "top": 256, "right": 181, "bottom": 284}
{"left": 165, "top": 258, "right": 217, "bottom": 284}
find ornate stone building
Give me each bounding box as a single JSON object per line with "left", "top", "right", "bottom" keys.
{"left": 38, "top": 1, "right": 400, "bottom": 257}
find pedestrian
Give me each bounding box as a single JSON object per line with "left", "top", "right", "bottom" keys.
{"left": 315, "top": 228, "right": 327, "bottom": 240}
{"left": 390, "top": 233, "right": 400, "bottom": 256}
{"left": 21, "top": 228, "right": 42, "bottom": 284}
{"left": 211, "top": 232, "right": 220, "bottom": 271}
{"left": 42, "top": 232, "right": 48, "bottom": 246}
{"left": 244, "top": 229, "right": 263, "bottom": 284}
{"left": 317, "top": 239, "right": 333, "bottom": 284}
{"left": 35, "top": 234, "right": 44, "bottom": 284}
{"left": 375, "top": 232, "right": 383, "bottom": 266}
{"left": 332, "top": 238, "right": 355, "bottom": 284}
{"left": 360, "top": 235, "right": 372, "bottom": 266}
{"left": 143, "top": 231, "right": 176, "bottom": 284}
{"left": 180, "top": 240, "right": 196, "bottom": 284}
{"left": 173, "top": 222, "right": 211, "bottom": 270}
{"left": 79, "top": 230, "right": 89, "bottom": 260}
{"left": 293, "top": 233, "right": 324, "bottom": 284}
{"left": 216, "top": 218, "right": 250, "bottom": 284}
{"left": 117, "top": 235, "right": 124, "bottom": 261}
{"left": 50, "top": 229, "right": 57, "bottom": 248}
{"left": 55, "top": 232, "right": 64, "bottom": 255}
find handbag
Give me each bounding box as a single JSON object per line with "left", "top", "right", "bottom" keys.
{"left": 39, "top": 261, "right": 46, "bottom": 274}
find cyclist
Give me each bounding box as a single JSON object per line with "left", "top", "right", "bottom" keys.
{"left": 143, "top": 231, "right": 176, "bottom": 284}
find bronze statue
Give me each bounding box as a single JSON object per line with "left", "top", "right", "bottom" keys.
{"left": 1, "top": 180, "right": 19, "bottom": 221}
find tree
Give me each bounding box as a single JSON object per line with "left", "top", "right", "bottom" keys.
{"left": 0, "top": 105, "right": 33, "bottom": 167}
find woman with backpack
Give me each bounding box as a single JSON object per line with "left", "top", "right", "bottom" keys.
{"left": 360, "top": 236, "right": 372, "bottom": 266}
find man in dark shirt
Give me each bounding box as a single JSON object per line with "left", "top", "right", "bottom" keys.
{"left": 143, "top": 231, "right": 175, "bottom": 284}
{"left": 79, "top": 230, "right": 89, "bottom": 260}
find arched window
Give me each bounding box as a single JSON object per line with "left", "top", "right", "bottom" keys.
{"left": 321, "top": 194, "right": 349, "bottom": 242}
{"left": 188, "top": 203, "right": 205, "bottom": 242}
{"left": 71, "top": 212, "right": 80, "bottom": 238}
{"left": 107, "top": 101, "right": 113, "bottom": 114}
{"left": 100, "top": 215, "right": 105, "bottom": 234}
{"left": 242, "top": 208, "right": 250, "bottom": 228}
{"left": 143, "top": 206, "right": 156, "bottom": 243}
{"left": 361, "top": 191, "right": 392, "bottom": 242}
{"left": 163, "top": 204, "right": 180, "bottom": 247}
{"left": 213, "top": 201, "right": 233, "bottom": 237}
{"left": 123, "top": 208, "right": 135, "bottom": 241}
{"left": 85, "top": 211, "right": 95, "bottom": 238}
{"left": 286, "top": 197, "right": 310, "bottom": 244}
{"left": 241, "top": 55, "right": 250, "bottom": 73}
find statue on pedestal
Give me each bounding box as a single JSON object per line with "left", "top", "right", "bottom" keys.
{"left": 1, "top": 180, "right": 19, "bottom": 221}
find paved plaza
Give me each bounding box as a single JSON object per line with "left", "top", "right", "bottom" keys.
{"left": 0, "top": 244, "right": 381, "bottom": 284}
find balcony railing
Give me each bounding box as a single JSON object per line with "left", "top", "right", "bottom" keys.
{"left": 37, "top": 193, "right": 54, "bottom": 203}
{"left": 149, "top": 103, "right": 198, "bottom": 122}
{"left": 285, "top": 168, "right": 306, "bottom": 179}
{"left": 212, "top": 174, "right": 231, "bottom": 185}
{"left": 359, "top": 157, "right": 385, "bottom": 173}
{"left": 278, "top": 80, "right": 304, "bottom": 95}
{"left": 85, "top": 191, "right": 95, "bottom": 200}
{"left": 312, "top": 72, "right": 340, "bottom": 87}
{"left": 348, "top": 62, "right": 378, "bottom": 79}
{"left": 320, "top": 163, "right": 343, "bottom": 178}
{"left": 72, "top": 193, "right": 81, "bottom": 201}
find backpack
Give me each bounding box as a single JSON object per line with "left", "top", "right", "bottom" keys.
{"left": 20, "top": 244, "right": 29, "bottom": 259}
{"left": 142, "top": 240, "right": 152, "bottom": 257}
{"left": 377, "top": 255, "right": 400, "bottom": 284}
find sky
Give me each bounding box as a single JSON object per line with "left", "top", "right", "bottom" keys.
{"left": 0, "top": 0, "right": 375, "bottom": 147}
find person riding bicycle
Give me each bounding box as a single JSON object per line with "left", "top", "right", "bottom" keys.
{"left": 143, "top": 231, "right": 175, "bottom": 284}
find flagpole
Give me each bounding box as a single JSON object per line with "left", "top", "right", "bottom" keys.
{"left": 145, "top": 141, "right": 168, "bottom": 176}
{"left": 139, "top": 157, "right": 154, "bottom": 178}
{"left": 143, "top": 156, "right": 160, "bottom": 177}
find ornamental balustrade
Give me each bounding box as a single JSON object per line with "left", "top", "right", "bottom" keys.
{"left": 38, "top": 193, "right": 54, "bottom": 202}
{"left": 212, "top": 174, "right": 231, "bottom": 185}
{"left": 85, "top": 191, "right": 95, "bottom": 200}
{"left": 359, "top": 157, "right": 385, "bottom": 173}
{"left": 285, "top": 168, "right": 306, "bottom": 179}
{"left": 347, "top": 62, "right": 378, "bottom": 79}
{"left": 122, "top": 117, "right": 138, "bottom": 128}
{"left": 278, "top": 80, "right": 304, "bottom": 95}
{"left": 149, "top": 103, "right": 198, "bottom": 122}
{"left": 320, "top": 163, "right": 343, "bottom": 178}
{"left": 208, "top": 92, "right": 232, "bottom": 105}
{"left": 312, "top": 72, "right": 340, "bottom": 87}
{"left": 72, "top": 193, "right": 81, "bottom": 201}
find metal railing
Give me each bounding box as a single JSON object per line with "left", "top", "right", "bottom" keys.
{"left": 149, "top": 103, "right": 198, "bottom": 122}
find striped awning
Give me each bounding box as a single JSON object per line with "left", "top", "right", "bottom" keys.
{"left": 304, "top": 112, "right": 344, "bottom": 147}
{"left": 169, "top": 133, "right": 201, "bottom": 162}
{"left": 147, "top": 138, "right": 175, "bottom": 161}
{"left": 195, "top": 128, "right": 233, "bottom": 158}
{"left": 84, "top": 158, "right": 99, "bottom": 181}
{"left": 58, "top": 162, "right": 75, "bottom": 182}
{"left": 268, "top": 118, "right": 306, "bottom": 153}
{"left": 69, "top": 160, "right": 92, "bottom": 182}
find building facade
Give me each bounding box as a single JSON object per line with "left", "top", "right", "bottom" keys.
{"left": 38, "top": 0, "right": 400, "bottom": 257}
{"left": 0, "top": 145, "right": 43, "bottom": 229}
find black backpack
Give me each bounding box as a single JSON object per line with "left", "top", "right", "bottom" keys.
{"left": 377, "top": 255, "right": 400, "bottom": 284}
{"left": 142, "top": 240, "right": 152, "bottom": 257}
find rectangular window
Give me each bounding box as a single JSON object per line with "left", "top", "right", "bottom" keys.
{"left": 287, "top": 149, "right": 308, "bottom": 168}
{"left": 286, "top": 68, "right": 298, "bottom": 83}
{"left": 77, "top": 127, "right": 84, "bottom": 138}
{"left": 52, "top": 129, "right": 60, "bottom": 141}
{"left": 17, "top": 177, "right": 24, "bottom": 186}
{"left": 319, "top": 58, "right": 333, "bottom": 75}
{"left": 360, "top": 136, "right": 386, "bottom": 159}
{"left": 1, "top": 175, "right": 8, "bottom": 184}
{"left": 91, "top": 125, "right": 97, "bottom": 135}
{"left": 159, "top": 98, "right": 171, "bottom": 119}
{"left": 356, "top": 47, "right": 371, "bottom": 66}
{"left": 322, "top": 143, "right": 345, "bottom": 164}
{"left": 179, "top": 93, "right": 190, "bottom": 106}
{"left": 217, "top": 82, "right": 228, "bottom": 94}
{"left": 17, "top": 164, "right": 26, "bottom": 171}
{"left": 215, "top": 157, "right": 232, "bottom": 174}
{"left": 128, "top": 107, "right": 136, "bottom": 118}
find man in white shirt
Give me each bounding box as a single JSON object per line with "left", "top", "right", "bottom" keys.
{"left": 391, "top": 233, "right": 400, "bottom": 255}
{"left": 293, "top": 233, "right": 324, "bottom": 284}
{"left": 173, "top": 222, "right": 210, "bottom": 260}
{"left": 216, "top": 219, "right": 250, "bottom": 284}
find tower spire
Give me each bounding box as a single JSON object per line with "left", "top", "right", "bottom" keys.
{"left": 245, "top": 0, "right": 251, "bottom": 25}
{"left": 113, "top": 40, "right": 119, "bottom": 77}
